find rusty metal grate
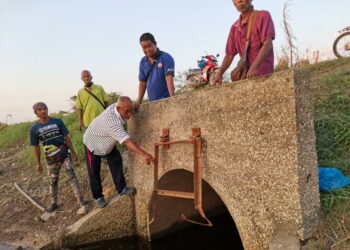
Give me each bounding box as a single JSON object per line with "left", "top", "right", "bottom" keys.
{"left": 149, "top": 128, "right": 213, "bottom": 227}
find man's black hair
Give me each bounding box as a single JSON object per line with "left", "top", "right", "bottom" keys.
{"left": 140, "top": 32, "right": 157, "bottom": 45}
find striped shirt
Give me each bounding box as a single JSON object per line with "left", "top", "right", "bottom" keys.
{"left": 83, "top": 104, "right": 130, "bottom": 155}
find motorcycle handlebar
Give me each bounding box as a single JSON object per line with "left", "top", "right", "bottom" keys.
{"left": 201, "top": 55, "right": 217, "bottom": 59}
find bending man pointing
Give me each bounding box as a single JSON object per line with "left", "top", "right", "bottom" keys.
{"left": 83, "top": 96, "right": 153, "bottom": 208}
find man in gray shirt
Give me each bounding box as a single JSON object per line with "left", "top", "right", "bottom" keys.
{"left": 83, "top": 96, "right": 153, "bottom": 208}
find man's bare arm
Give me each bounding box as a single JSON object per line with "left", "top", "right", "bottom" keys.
{"left": 64, "top": 135, "right": 78, "bottom": 161}
{"left": 33, "top": 146, "right": 43, "bottom": 172}
{"left": 134, "top": 81, "right": 147, "bottom": 109}
{"left": 123, "top": 138, "right": 153, "bottom": 164}
{"left": 165, "top": 75, "right": 175, "bottom": 97}
{"left": 78, "top": 109, "right": 84, "bottom": 131}
{"left": 246, "top": 38, "right": 273, "bottom": 78}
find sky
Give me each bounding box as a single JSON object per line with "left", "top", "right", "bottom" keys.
{"left": 0, "top": 0, "right": 349, "bottom": 124}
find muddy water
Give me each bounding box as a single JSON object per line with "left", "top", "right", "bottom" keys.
{"left": 70, "top": 212, "right": 243, "bottom": 250}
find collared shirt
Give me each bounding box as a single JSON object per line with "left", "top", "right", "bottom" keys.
{"left": 76, "top": 83, "right": 108, "bottom": 127}
{"left": 83, "top": 104, "right": 130, "bottom": 156}
{"left": 225, "top": 10, "right": 275, "bottom": 76}
{"left": 138, "top": 51, "right": 175, "bottom": 101}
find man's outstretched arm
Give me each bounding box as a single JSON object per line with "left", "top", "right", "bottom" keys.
{"left": 134, "top": 81, "right": 147, "bottom": 110}
{"left": 246, "top": 38, "right": 273, "bottom": 78}
{"left": 123, "top": 138, "right": 153, "bottom": 164}
{"left": 165, "top": 75, "right": 175, "bottom": 97}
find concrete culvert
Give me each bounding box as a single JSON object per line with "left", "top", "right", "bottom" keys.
{"left": 148, "top": 169, "right": 243, "bottom": 250}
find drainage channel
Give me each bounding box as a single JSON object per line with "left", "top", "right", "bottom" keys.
{"left": 69, "top": 211, "right": 243, "bottom": 250}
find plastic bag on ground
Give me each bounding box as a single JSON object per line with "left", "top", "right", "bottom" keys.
{"left": 318, "top": 167, "right": 350, "bottom": 191}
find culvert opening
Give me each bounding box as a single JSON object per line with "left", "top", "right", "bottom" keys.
{"left": 149, "top": 169, "right": 243, "bottom": 250}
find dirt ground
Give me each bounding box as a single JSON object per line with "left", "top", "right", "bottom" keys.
{"left": 0, "top": 143, "right": 117, "bottom": 249}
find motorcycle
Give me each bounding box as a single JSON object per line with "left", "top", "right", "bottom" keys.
{"left": 186, "top": 54, "right": 220, "bottom": 88}
{"left": 333, "top": 26, "right": 350, "bottom": 58}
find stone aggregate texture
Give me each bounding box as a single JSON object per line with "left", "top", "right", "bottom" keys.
{"left": 61, "top": 195, "right": 135, "bottom": 247}
{"left": 128, "top": 69, "right": 320, "bottom": 250}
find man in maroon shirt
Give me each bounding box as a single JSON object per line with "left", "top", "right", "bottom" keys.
{"left": 215, "top": 0, "right": 275, "bottom": 84}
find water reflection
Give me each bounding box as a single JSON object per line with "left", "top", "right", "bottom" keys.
{"left": 70, "top": 212, "right": 243, "bottom": 250}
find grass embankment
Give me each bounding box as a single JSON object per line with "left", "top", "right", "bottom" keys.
{"left": 0, "top": 58, "right": 349, "bottom": 248}
{"left": 305, "top": 58, "right": 350, "bottom": 249}
{"left": 0, "top": 113, "right": 88, "bottom": 180}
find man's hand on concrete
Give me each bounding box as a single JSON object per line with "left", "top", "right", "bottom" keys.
{"left": 214, "top": 73, "right": 223, "bottom": 86}
{"left": 246, "top": 66, "right": 258, "bottom": 79}
{"left": 133, "top": 101, "right": 141, "bottom": 112}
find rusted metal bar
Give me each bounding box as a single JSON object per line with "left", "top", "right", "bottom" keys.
{"left": 180, "top": 128, "right": 213, "bottom": 226}
{"left": 192, "top": 127, "right": 201, "bottom": 137}
{"left": 149, "top": 145, "right": 160, "bottom": 225}
{"left": 194, "top": 133, "right": 199, "bottom": 209}
{"left": 155, "top": 139, "right": 192, "bottom": 147}
{"left": 160, "top": 128, "right": 170, "bottom": 149}
{"left": 181, "top": 206, "right": 213, "bottom": 227}
{"left": 154, "top": 145, "right": 159, "bottom": 190}
{"left": 156, "top": 190, "right": 195, "bottom": 199}
{"left": 149, "top": 128, "right": 213, "bottom": 227}
{"left": 194, "top": 136, "right": 202, "bottom": 209}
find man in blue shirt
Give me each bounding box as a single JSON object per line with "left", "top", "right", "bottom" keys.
{"left": 134, "top": 33, "right": 175, "bottom": 109}
{"left": 30, "top": 102, "right": 88, "bottom": 213}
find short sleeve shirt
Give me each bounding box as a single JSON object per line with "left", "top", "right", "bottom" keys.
{"left": 30, "top": 117, "right": 68, "bottom": 151}
{"left": 83, "top": 104, "right": 130, "bottom": 155}
{"left": 138, "top": 51, "right": 175, "bottom": 101}
{"left": 225, "top": 10, "right": 275, "bottom": 76}
{"left": 76, "top": 84, "right": 108, "bottom": 127}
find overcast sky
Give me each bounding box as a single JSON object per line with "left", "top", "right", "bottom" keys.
{"left": 0, "top": 0, "right": 348, "bottom": 123}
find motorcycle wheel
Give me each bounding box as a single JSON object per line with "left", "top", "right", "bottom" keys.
{"left": 209, "top": 69, "right": 219, "bottom": 86}
{"left": 333, "top": 31, "right": 350, "bottom": 58}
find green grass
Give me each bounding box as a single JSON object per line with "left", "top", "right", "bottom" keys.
{"left": 313, "top": 65, "right": 350, "bottom": 213}
{"left": 0, "top": 122, "right": 32, "bottom": 149}
{"left": 305, "top": 58, "right": 350, "bottom": 249}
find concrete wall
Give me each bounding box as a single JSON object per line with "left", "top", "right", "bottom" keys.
{"left": 128, "top": 69, "right": 320, "bottom": 250}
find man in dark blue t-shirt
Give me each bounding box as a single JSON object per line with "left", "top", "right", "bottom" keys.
{"left": 30, "top": 102, "right": 88, "bottom": 213}
{"left": 134, "top": 33, "right": 175, "bottom": 109}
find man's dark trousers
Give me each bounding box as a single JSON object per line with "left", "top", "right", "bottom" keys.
{"left": 84, "top": 146, "right": 126, "bottom": 199}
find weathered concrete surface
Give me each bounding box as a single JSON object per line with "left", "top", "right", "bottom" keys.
{"left": 59, "top": 195, "right": 135, "bottom": 247}
{"left": 128, "top": 70, "right": 320, "bottom": 250}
